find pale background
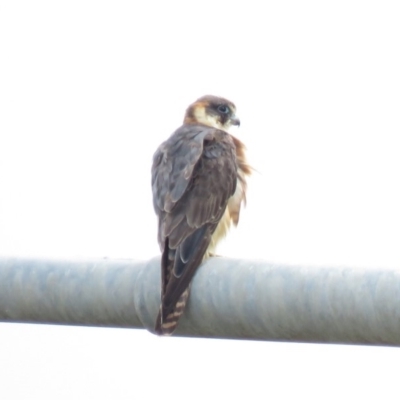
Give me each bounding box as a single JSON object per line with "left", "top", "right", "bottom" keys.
{"left": 1, "top": 1, "right": 399, "bottom": 399}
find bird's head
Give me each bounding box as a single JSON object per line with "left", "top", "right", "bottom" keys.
{"left": 183, "top": 95, "right": 240, "bottom": 130}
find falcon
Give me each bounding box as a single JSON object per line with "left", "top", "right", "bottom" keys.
{"left": 151, "top": 95, "right": 251, "bottom": 335}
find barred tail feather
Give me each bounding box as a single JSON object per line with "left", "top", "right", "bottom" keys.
{"left": 155, "top": 286, "right": 191, "bottom": 335}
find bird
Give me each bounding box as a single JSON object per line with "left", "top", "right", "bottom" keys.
{"left": 151, "top": 95, "right": 251, "bottom": 335}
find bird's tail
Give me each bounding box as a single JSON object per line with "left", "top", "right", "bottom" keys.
{"left": 155, "top": 285, "right": 191, "bottom": 335}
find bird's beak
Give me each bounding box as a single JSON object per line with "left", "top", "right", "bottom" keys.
{"left": 230, "top": 116, "right": 241, "bottom": 127}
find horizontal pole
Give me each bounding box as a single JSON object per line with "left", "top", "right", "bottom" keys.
{"left": 0, "top": 256, "right": 399, "bottom": 346}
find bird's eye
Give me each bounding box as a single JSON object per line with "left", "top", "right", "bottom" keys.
{"left": 217, "top": 105, "right": 230, "bottom": 114}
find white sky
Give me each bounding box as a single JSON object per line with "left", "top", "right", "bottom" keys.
{"left": 1, "top": 1, "right": 399, "bottom": 399}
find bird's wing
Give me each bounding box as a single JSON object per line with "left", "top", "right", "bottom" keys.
{"left": 152, "top": 124, "right": 238, "bottom": 332}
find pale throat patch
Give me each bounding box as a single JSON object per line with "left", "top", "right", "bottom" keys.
{"left": 194, "top": 106, "right": 231, "bottom": 130}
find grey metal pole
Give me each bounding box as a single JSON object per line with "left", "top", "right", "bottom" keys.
{"left": 0, "top": 256, "right": 399, "bottom": 346}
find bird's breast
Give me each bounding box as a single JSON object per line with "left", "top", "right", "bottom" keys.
{"left": 205, "top": 176, "right": 244, "bottom": 257}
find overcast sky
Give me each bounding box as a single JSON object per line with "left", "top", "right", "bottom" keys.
{"left": 1, "top": 1, "right": 399, "bottom": 399}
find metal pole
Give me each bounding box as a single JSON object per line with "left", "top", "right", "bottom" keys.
{"left": 0, "top": 256, "right": 399, "bottom": 346}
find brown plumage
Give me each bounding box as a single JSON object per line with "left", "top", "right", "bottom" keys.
{"left": 151, "top": 95, "right": 251, "bottom": 335}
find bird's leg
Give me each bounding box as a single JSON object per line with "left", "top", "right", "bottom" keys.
{"left": 206, "top": 252, "right": 222, "bottom": 257}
